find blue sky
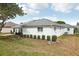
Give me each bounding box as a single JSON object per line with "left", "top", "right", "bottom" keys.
{"left": 9, "top": 3, "right": 79, "bottom": 25}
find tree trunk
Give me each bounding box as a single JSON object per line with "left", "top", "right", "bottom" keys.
{"left": 0, "top": 20, "right": 6, "bottom": 33}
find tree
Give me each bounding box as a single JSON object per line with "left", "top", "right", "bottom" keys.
{"left": 74, "top": 28, "right": 79, "bottom": 34}
{"left": 0, "top": 3, "right": 24, "bottom": 32}
{"left": 56, "top": 21, "right": 65, "bottom": 24}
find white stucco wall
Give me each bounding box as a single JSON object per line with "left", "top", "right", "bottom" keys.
{"left": 52, "top": 28, "right": 74, "bottom": 36}
{"left": 1, "top": 28, "right": 13, "bottom": 33}
{"left": 67, "top": 28, "right": 74, "bottom": 34}
{"left": 22, "top": 27, "right": 74, "bottom": 39}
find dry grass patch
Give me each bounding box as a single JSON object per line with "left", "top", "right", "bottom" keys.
{"left": 0, "top": 35, "right": 79, "bottom": 56}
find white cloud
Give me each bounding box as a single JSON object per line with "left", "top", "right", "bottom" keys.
{"left": 64, "top": 19, "right": 78, "bottom": 25}
{"left": 75, "top": 4, "right": 79, "bottom": 10}
{"left": 32, "top": 16, "right": 78, "bottom": 25}
{"left": 42, "top": 16, "right": 59, "bottom": 21}
{"left": 27, "top": 3, "right": 49, "bottom": 10}
{"left": 27, "top": 9, "right": 40, "bottom": 16}
{"left": 19, "top": 4, "right": 39, "bottom": 16}
{"left": 19, "top": 3, "right": 28, "bottom": 13}
{"left": 32, "top": 16, "right": 61, "bottom": 21}
{"left": 18, "top": 3, "right": 79, "bottom": 25}
{"left": 51, "top": 3, "right": 76, "bottom": 13}
{"left": 19, "top": 3, "right": 49, "bottom": 16}
{"left": 75, "top": 6, "right": 79, "bottom": 10}
{"left": 19, "top": 3, "right": 79, "bottom": 14}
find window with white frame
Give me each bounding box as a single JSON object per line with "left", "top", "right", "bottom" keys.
{"left": 54, "top": 27, "right": 56, "bottom": 31}
{"left": 38, "top": 27, "right": 43, "bottom": 32}
{"left": 60, "top": 26, "right": 64, "bottom": 30}
{"left": 67, "top": 28, "right": 70, "bottom": 31}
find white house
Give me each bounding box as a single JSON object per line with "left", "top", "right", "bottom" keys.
{"left": 0, "top": 22, "right": 18, "bottom": 33}
{"left": 14, "top": 19, "right": 75, "bottom": 39}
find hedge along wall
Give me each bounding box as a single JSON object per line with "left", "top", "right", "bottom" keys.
{"left": 25, "top": 34, "right": 57, "bottom": 41}
{"left": 44, "top": 35, "right": 57, "bottom": 41}
{"left": 33, "top": 35, "right": 37, "bottom": 39}
{"left": 38, "top": 35, "right": 55, "bottom": 40}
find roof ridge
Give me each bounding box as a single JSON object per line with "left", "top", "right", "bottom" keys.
{"left": 23, "top": 18, "right": 54, "bottom": 24}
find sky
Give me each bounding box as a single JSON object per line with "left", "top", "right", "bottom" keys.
{"left": 9, "top": 3, "right": 79, "bottom": 25}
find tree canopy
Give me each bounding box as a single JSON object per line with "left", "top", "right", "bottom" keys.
{"left": 56, "top": 21, "right": 66, "bottom": 24}
{"left": 0, "top": 3, "right": 24, "bottom": 32}
{"left": 0, "top": 3, "right": 24, "bottom": 20}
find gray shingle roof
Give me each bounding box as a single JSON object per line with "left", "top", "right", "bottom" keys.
{"left": 5, "top": 22, "right": 18, "bottom": 26}
{"left": 22, "top": 19, "right": 55, "bottom": 26}
{"left": 21, "top": 18, "right": 75, "bottom": 28}
{"left": 0, "top": 22, "right": 18, "bottom": 28}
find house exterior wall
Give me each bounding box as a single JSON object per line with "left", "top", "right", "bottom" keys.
{"left": 22, "top": 27, "right": 74, "bottom": 39}
{"left": 67, "top": 28, "right": 74, "bottom": 34}
{"left": 52, "top": 27, "right": 74, "bottom": 36}
{"left": 1, "top": 28, "right": 13, "bottom": 33}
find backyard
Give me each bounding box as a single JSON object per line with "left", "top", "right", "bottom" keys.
{"left": 0, "top": 34, "right": 79, "bottom": 56}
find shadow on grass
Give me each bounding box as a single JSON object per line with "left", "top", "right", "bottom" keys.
{"left": 0, "top": 35, "right": 22, "bottom": 42}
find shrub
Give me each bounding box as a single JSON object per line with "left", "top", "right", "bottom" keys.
{"left": 42, "top": 35, "right": 45, "bottom": 40}
{"left": 15, "top": 31, "right": 23, "bottom": 36}
{"left": 34, "top": 35, "right": 36, "bottom": 39}
{"left": 52, "top": 35, "right": 57, "bottom": 42}
{"left": 20, "top": 34, "right": 23, "bottom": 37}
{"left": 23, "top": 35, "right": 26, "bottom": 38}
{"left": 47, "top": 35, "right": 50, "bottom": 41}
{"left": 10, "top": 30, "right": 13, "bottom": 34}
{"left": 15, "top": 32, "right": 17, "bottom": 35}
{"left": 26, "top": 35, "right": 29, "bottom": 38}
{"left": 38, "top": 35, "right": 40, "bottom": 39}
{"left": 30, "top": 34, "right": 32, "bottom": 38}
{"left": 74, "top": 28, "right": 78, "bottom": 34}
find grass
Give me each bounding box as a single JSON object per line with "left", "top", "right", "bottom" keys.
{"left": 0, "top": 34, "right": 79, "bottom": 56}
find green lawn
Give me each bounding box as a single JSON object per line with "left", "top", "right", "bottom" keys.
{"left": 0, "top": 34, "right": 79, "bottom": 56}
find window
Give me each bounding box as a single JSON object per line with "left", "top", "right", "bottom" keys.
{"left": 19, "top": 28, "right": 23, "bottom": 33}
{"left": 54, "top": 27, "right": 56, "bottom": 31}
{"left": 13, "top": 28, "right": 15, "bottom": 32}
{"left": 38, "top": 27, "right": 43, "bottom": 32}
{"left": 60, "top": 26, "right": 64, "bottom": 30}
{"left": 67, "top": 28, "right": 70, "bottom": 31}
{"left": 60, "top": 26, "right": 61, "bottom": 30}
